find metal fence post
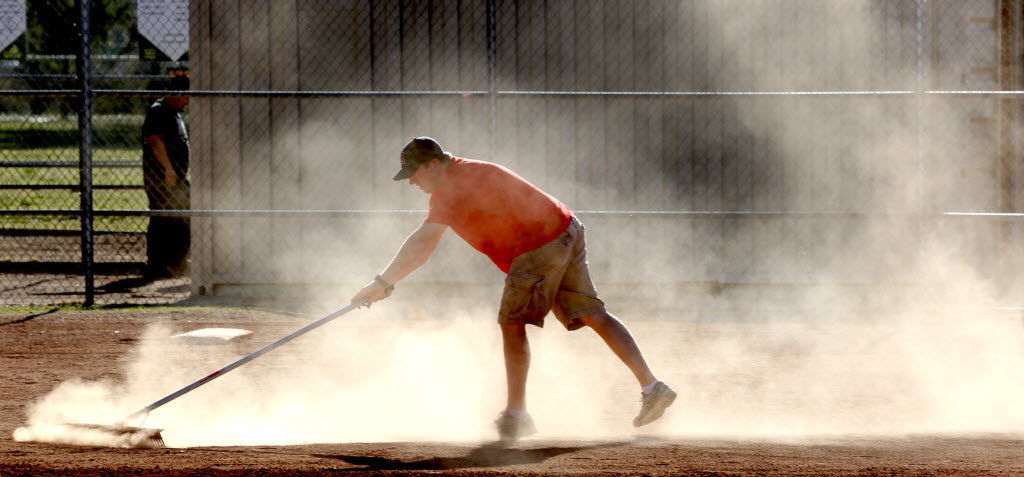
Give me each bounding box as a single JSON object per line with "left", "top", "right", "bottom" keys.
{"left": 998, "top": 0, "right": 1023, "bottom": 251}
{"left": 486, "top": 0, "right": 497, "bottom": 161}
{"left": 915, "top": 0, "right": 927, "bottom": 250}
{"left": 76, "top": 0, "right": 95, "bottom": 306}
{"left": 999, "top": 1, "right": 1021, "bottom": 210}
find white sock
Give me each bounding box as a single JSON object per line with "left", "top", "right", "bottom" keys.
{"left": 641, "top": 381, "right": 659, "bottom": 395}
{"left": 505, "top": 408, "right": 528, "bottom": 418}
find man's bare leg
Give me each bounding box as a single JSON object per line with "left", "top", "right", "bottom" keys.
{"left": 578, "top": 311, "right": 657, "bottom": 386}
{"left": 500, "top": 322, "right": 530, "bottom": 410}
{"left": 496, "top": 322, "right": 538, "bottom": 442}
{"left": 580, "top": 311, "right": 676, "bottom": 426}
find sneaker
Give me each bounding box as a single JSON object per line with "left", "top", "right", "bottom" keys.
{"left": 494, "top": 410, "right": 537, "bottom": 443}
{"left": 633, "top": 382, "right": 677, "bottom": 427}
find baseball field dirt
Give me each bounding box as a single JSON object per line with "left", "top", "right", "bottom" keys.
{"left": 1, "top": 307, "right": 1023, "bottom": 476}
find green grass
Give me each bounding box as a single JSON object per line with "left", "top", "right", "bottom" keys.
{"left": 0, "top": 116, "right": 143, "bottom": 150}
{"left": 0, "top": 213, "right": 148, "bottom": 233}
{"left": 1, "top": 172, "right": 149, "bottom": 231}
{"left": 0, "top": 115, "right": 197, "bottom": 232}
{"left": 1, "top": 117, "right": 151, "bottom": 232}
{"left": 2, "top": 146, "right": 141, "bottom": 162}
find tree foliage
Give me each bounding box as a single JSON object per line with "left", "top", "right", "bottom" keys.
{"left": 27, "top": 0, "right": 136, "bottom": 56}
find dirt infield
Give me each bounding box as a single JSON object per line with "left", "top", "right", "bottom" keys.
{"left": 2, "top": 307, "right": 1023, "bottom": 476}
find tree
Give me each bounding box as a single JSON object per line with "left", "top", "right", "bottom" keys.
{"left": 24, "top": 0, "right": 140, "bottom": 115}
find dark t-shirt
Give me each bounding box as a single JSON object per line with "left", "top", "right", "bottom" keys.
{"left": 141, "top": 98, "right": 189, "bottom": 188}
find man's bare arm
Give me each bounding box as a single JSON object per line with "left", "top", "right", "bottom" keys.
{"left": 379, "top": 222, "right": 447, "bottom": 284}
{"left": 146, "top": 134, "right": 178, "bottom": 186}
{"left": 350, "top": 222, "right": 447, "bottom": 306}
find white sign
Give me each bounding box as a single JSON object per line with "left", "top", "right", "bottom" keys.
{"left": 0, "top": 0, "right": 25, "bottom": 53}
{"left": 138, "top": 0, "right": 188, "bottom": 61}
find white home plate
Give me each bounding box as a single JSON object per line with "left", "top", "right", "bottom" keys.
{"left": 170, "top": 328, "right": 253, "bottom": 344}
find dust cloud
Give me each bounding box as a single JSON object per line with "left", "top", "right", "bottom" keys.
{"left": 15, "top": 0, "right": 1024, "bottom": 448}
{"left": 13, "top": 299, "right": 1024, "bottom": 448}
{"left": 633, "top": 1, "right": 1024, "bottom": 437}
{"left": 15, "top": 310, "right": 510, "bottom": 447}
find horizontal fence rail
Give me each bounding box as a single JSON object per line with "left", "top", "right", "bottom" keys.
{"left": 2, "top": 209, "right": 1021, "bottom": 218}
{"left": 5, "top": 89, "right": 1024, "bottom": 98}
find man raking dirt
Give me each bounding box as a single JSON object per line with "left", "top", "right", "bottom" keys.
{"left": 351, "top": 137, "right": 677, "bottom": 444}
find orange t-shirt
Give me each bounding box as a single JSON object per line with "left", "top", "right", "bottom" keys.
{"left": 425, "top": 157, "right": 573, "bottom": 273}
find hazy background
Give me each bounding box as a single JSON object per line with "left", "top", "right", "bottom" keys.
{"left": 188, "top": 0, "right": 1024, "bottom": 302}
{"left": 15, "top": 0, "right": 1024, "bottom": 446}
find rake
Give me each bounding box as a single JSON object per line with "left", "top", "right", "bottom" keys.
{"left": 64, "top": 300, "right": 367, "bottom": 448}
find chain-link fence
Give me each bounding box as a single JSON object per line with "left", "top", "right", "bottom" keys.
{"left": 1, "top": 0, "right": 1022, "bottom": 308}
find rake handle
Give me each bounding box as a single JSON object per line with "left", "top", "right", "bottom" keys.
{"left": 127, "top": 300, "right": 367, "bottom": 421}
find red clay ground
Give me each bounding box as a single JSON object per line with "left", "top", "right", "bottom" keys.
{"left": 1, "top": 308, "right": 1023, "bottom": 476}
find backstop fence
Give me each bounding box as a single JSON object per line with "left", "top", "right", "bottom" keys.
{"left": 0, "top": 0, "right": 1022, "bottom": 308}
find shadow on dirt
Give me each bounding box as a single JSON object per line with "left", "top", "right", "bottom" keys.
{"left": 97, "top": 277, "right": 188, "bottom": 294}
{"left": 0, "top": 308, "right": 58, "bottom": 327}
{"left": 320, "top": 441, "right": 629, "bottom": 470}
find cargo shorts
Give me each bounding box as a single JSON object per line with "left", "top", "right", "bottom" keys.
{"left": 498, "top": 217, "right": 606, "bottom": 331}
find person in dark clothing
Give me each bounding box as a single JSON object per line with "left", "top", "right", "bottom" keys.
{"left": 141, "top": 74, "right": 190, "bottom": 280}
